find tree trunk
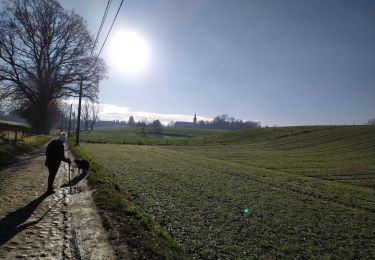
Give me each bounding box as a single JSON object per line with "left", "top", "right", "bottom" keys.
{"left": 34, "top": 105, "right": 51, "bottom": 134}
{"left": 20, "top": 95, "right": 58, "bottom": 134}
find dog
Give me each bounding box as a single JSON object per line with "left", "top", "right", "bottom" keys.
{"left": 74, "top": 159, "right": 90, "bottom": 174}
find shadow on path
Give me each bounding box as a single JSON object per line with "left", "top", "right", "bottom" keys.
{"left": 60, "top": 172, "right": 87, "bottom": 188}
{"left": 0, "top": 192, "right": 62, "bottom": 246}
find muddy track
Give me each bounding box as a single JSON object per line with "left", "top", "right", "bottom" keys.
{"left": 0, "top": 144, "right": 117, "bottom": 259}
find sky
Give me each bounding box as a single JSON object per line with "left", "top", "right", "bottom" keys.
{"left": 59, "top": 0, "right": 375, "bottom": 126}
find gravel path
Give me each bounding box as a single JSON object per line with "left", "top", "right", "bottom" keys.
{"left": 0, "top": 144, "right": 116, "bottom": 259}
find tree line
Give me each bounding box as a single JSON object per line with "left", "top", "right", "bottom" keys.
{"left": 93, "top": 117, "right": 162, "bottom": 135}
{"left": 93, "top": 114, "right": 260, "bottom": 131}
{"left": 196, "top": 114, "right": 261, "bottom": 130}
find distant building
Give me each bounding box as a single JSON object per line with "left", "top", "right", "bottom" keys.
{"left": 174, "top": 113, "right": 197, "bottom": 128}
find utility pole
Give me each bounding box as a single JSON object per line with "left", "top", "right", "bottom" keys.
{"left": 72, "top": 112, "right": 76, "bottom": 135}
{"left": 60, "top": 111, "right": 64, "bottom": 132}
{"left": 75, "top": 81, "right": 83, "bottom": 145}
{"left": 68, "top": 104, "right": 72, "bottom": 137}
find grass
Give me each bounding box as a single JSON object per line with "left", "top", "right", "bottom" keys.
{"left": 78, "top": 127, "right": 226, "bottom": 145}
{"left": 75, "top": 125, "right": 375, "bottom": 258}
{"left": 79, "top": 126, "right": 339, "bottom": 146}
{"left": 69, "top": 142, "right": 190, "bottom": 259}
{"left": 0, "top": 135, "right": 51, "bottom": 166}
{"left": 192, "top": 125, "right": 338, "bottom": 144}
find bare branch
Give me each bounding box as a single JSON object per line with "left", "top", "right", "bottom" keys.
{"left": 0, "top": 0, "right": 107, "bottom": 133}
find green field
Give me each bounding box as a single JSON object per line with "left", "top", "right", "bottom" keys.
{"left": 79, "top": 126, "right": 375, "bottom": 258}
{"left": 78, "top": 125, "right": 336, "bottom": 146}
{"left": 78, "top": 127, "right": 226, "bottom": 145}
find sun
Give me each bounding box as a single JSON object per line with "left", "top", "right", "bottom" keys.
{"left": 108, "top": 30, "right": 151, "bottom": 75}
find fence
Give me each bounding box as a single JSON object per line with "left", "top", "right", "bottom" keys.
{"left": 0, "top": 121, "right": 32, "bottom": 143}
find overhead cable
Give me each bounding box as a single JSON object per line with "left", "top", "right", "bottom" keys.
{"left": 91, "top": 0, "right": 113, "bottom": 55}
{"left": 97, "top": 0, "right": 124, "bottom": 58}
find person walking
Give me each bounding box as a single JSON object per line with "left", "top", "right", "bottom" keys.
{"left": 45, "top": 132, "right": 71, "bottom": 194}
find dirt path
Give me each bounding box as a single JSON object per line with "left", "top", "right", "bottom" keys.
{"left": 0, "top": 144, "right": 116, "bottom": 259}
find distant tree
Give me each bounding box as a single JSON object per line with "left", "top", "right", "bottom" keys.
{"left": 58, "top": 102, "right": 71, "bottom": 131}
{"left": 0, "top": 0, "right": 107, "bottom": 133}
{"left": 90, "top": 101, "right": 100, "bottom": 131}
{"left": 137, "top": 120, "right": 147, "bottom": 135}
{"left": 231, "top": 119, "right": 243, "bottom": 130}
{"left": 197, "top": 120, "right": 206, "bottom": 128}
{"left": 81, "top": 100, "right": 100, "bottom": 131}
{"left": 244, "top": 120, "right": 261, "bottom": 128}
{"left": 212, "top": 116, "right": 220, "bottom": 129}
{"left": 212, "top": 114, "right": 229, "bottom": 129}
{"left": 0, "top": 95, "right": 9, "bottom": 115}
{"left": 368, "top": 119, "right": 375, "bottom": 125}
{"left": 128, "top": 116, "right": 136, "bottom": 127}
{"left": 81, "top": 101, "right": 90, "bottom": 131}
{"left": 198, "top": 114, "right": 260, "bottom": 130}
{"left": 0, "top": 95, "right": 4, "bottom": 113}
{"left": 151, "top": 119, "right": 162, "bottom": 134}
{"left": 228, "top": 116, "right": 236, "bottom": 128}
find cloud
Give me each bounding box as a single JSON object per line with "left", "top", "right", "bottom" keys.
{"left": 98, "top": 103, "right": 212, "bottom": 124}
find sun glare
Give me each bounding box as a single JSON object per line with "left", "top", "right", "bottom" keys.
{"left": 109, "top": 30, "right": 151, "bottom": 75}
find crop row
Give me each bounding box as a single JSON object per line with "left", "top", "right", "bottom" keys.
{"left": 82, "top": 139, "right": 375, "bottom": 258}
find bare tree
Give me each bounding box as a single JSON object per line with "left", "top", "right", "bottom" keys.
{"left": 81, "top": 100, "right": 100, "bottom": 131}
{"left": 58, "top": 101, "right": 71, "bottom": 131}
{"left": 151, "top": 119, "right": 162, "bottom": 134}
{"left": 90, "top": 101, "right": 100, "bottom": 131}
{"left": 137, "top": 120, "right": 147, "bottom": 136}
{"left": 0, "top": 0, "right": 107, "bottom": 133}
{"left": 81, "top": 100, "right": 90, "bottom": 131}
{"left": 167, "top": 121, "right": 175, "bottom": 127}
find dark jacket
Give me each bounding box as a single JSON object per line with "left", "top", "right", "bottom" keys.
{"left": 45, "top": 140, "right": 69, "bottom": 167}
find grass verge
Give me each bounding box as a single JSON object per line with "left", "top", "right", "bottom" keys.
{"left": 76, "top": 126, "right": 375, "bottom": 258}
{"left": 0, "top": 135, "right": 51, "bottom": 166}
{"left": 69, "top": 143, "right": 190, "bottom": 259}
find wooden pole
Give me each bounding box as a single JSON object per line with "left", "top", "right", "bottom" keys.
{"left": 68, "top": 104, "right": 72, "bottom": 137}
{"left": 75, "top": 81, "right": 83, "bottom": 145}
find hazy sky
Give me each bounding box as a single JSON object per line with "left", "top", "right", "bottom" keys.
{"left": 59, "top": 0, "right": 375, "bottom": 126}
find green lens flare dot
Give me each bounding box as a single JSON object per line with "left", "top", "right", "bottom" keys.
{"left": 244, "top": 208, "right": 249, "bottom": 214}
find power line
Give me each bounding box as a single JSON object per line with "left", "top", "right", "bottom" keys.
{"left": 76, "top": 0, "right": 125, "bottom": 145}
{"left": 97, "top": 0, "right": 124, "bottom": 58}
{"left": 91, "top": 0, "right": 112, "bottom": 55}
{"left": 85, "top": 0, "right": 123, "bottom": 74}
